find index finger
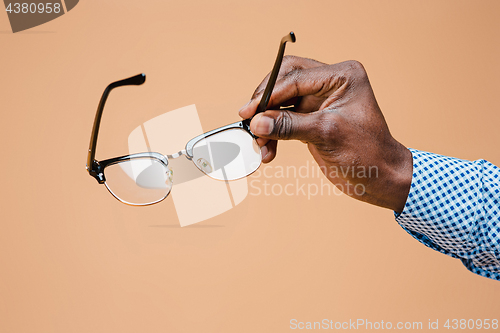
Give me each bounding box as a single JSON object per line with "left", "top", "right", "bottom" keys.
{"left": 239, "top": 56, "right": 325, "bottom": 119}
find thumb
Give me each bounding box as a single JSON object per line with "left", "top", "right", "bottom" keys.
{"left": 250, "top": 110, "right": 323, "bottom": 143}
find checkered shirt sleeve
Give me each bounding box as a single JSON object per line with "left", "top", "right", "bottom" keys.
{"left": 395, "top": 148, "right": 500, "bottom": 280}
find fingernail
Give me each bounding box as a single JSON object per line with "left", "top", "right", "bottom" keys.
{"left": 260, "top": 145, "right": 268, "bottom": 159}
{"left": 254, "top": 116, "right": 274, "bottom": 136}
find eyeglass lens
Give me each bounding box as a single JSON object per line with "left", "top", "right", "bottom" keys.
{"left": 191, "top": 128, "right": 261, "bottom": 181}
{"left": 104, "top": 157, "right": 173, "bottom": 205}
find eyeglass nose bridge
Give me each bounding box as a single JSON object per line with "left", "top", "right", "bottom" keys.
{"left": 166, "top": 149, "right": 191, "bottom": 160}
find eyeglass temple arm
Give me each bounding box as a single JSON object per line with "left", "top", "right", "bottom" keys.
{"left": 254, "top": 31, "right": 296, "bottom": 116}
{"left": 86, "top": 73, "right": 146, "bottom": 179}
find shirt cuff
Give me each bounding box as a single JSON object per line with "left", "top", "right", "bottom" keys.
{"left": 394, "top": 148, "right": 500, "bottom": 280}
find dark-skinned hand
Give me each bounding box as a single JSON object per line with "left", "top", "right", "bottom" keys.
{"left": 239, "top": 56, "right": 412, "bottom": 213}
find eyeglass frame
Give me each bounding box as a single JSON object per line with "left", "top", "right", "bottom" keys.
{"left": 86, "top": 32, "right": 296, "bottom": 193}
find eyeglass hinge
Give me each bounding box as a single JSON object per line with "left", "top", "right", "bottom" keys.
{"left": 88, "top": 160, "right": 105, "bottom": 184}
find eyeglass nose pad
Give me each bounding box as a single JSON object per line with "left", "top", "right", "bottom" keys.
{"left": 167, "top": 169, "right": 174, "bottom": 184}
{"left": 196, "top": 158, "right": 213, "bottom": 174}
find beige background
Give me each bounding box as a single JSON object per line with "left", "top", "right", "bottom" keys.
{"left": 1, "top": 1, "right": 500, "bottom": 332}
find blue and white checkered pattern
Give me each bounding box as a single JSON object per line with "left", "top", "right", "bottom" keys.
{"left": 395, "top": 149, "right": 500, "bottom": 280}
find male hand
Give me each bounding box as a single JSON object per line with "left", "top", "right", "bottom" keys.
{"left": 239, "top": 56, "right": 412, "bottom": 212}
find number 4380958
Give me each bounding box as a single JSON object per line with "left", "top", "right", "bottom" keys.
{"left": 444, "top": 319, "right": 498, "bottom": 330}
{"left": 5, "top": 3, "right": 62, "bottom": 14}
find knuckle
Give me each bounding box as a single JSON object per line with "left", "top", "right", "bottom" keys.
{"left": 281, "top": 68, "right": 302, "bottom": 95}
{"left": 282, "top": 69, "right": 300, "bottom": 87}
{"left": 345, "top": 60, "right": 364, "bottom": 72}
{"left": 282, "top": 55, "right": 298, "bottom": 65}
{"left": 344, "top": 60, "right": 368, "bottom": 80}
{"left": 281, "top": 55, "right": 304, "bottom": 74}
{"left": 274, "top": 111, "right": 294, "bottom": 140}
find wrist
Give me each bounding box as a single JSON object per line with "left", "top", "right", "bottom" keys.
{"left": 386, "top": 144, "right": 413, "bottom": 213}
{"left": 364, "top": 142, "right": 412, "bottom": 212}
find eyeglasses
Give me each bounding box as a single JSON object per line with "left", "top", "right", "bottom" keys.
{"left": 86, "top": 32, "right": 296, "bottom": 206}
